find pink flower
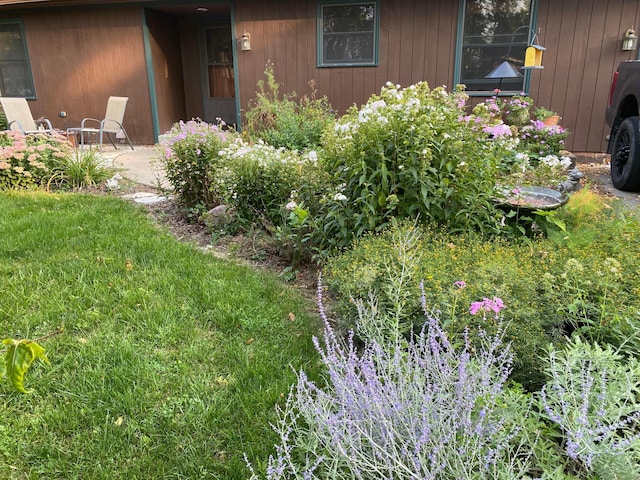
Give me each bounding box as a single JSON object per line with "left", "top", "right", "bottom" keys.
{"left": 454, "top": 280, "right": 466, "bottom": 289}
{"left": 469, "top": 297, "right": 505, "bottom": 316}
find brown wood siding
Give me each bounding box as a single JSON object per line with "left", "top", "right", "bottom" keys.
{"left": 234, "top": 0, "right": 458, "bottom": 124}
{"left": 146, "top": 9, "right": 186, "bottom": 135}
{"left": 1, "top": 7, "right": 154, "bottom": 144}
{"left": 530, "top": 0, "right": 640, "bottom": 152}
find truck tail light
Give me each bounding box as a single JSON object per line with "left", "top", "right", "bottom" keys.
{"left": 608, "top": 71, "right": 619, "bottom": 107}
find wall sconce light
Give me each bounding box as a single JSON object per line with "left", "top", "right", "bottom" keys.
{"left": 622, "top": 28, "right": 638, "bottom": 51}
{"left": 240, "top": 32, "right": 251, "bottom": 51}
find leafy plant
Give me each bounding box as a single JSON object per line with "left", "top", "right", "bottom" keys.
{"left": 214, "top": 139, "right": 311, "bottom": 229}
{"left": 540, "top": 338, "right": 640, "bottom": 478}
{"left": 2, "top": 339, "right": 48, "bottom": 393}
{"left": 0, "top": 106, "right": 7, "bottom": 130}
{"left": 534, "top": 106, "right": 558, "bottom": 121}
{"left": 319, "top": 82, "right": 505, "bottom": 250}
{"left": 160, "top": 119, "right": 237, "bottom": 214}
{"left": 244, "top": 65, "right": 335, "bottom": 151}
{"left": 49, "top": 148, "right": 114, "bottom": 189}
{"left": 248, "top": 282, "right": 534, "bottom": 479}
{"left": 0, "top": 130, "right": 73, "bottom": 189}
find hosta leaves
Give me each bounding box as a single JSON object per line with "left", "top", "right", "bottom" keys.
{"left": 2, "top": 339, "right": 49, "bottom": 393}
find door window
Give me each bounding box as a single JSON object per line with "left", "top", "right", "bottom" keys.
{"left": 205, "top": 26, "right": 234, "bottom": 98}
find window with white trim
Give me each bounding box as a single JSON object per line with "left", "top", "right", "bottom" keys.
{"left": 318, "top": 1, "right": 378, "bottom": 67}
{"left": 0, "top": 21, "right": 35, "bottom": 97}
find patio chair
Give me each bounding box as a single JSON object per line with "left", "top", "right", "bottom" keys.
{"left": 71, "top": 96, "right": 134, "bottom": 151}
{"left": 0, "top": 97, "right": 54, "bottom": 134}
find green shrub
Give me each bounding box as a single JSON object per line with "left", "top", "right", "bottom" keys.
{"left": 324, "top": 222, "right": 564, "bottom": 388}
{"left": 325, "top": 203, "right": 640, "bottom": 389}
{"left": 244, "top": 66, "right": 335, "bottom": 151}
{"left": 160, "top": 119, "right": 237, "bottom": 215}
{"left": 0, "top": 130, "right": 73, "bottom": 189}
{"left": 214, "top": 139, "right": 314, "bottom": 229}
{"left": 318, "top": 82, "right": 507, "bottom": 250}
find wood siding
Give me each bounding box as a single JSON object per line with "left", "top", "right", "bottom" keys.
{"left": 2, "top": 0, "right": 640, "bottom": 151}
{"left": 234, "top": 0, "right": 640, "bottom": 152}
{"left": 234, "top": 0, "right": 458, "bottom": 124}
{"left": 531, "top": 0, "right": 640, "bottom": 152}
{"left": 0, "top": 6, "right": 154, "bottom": 144}
{"left": 146, "top": 9, "right": 187, "bottom": 135}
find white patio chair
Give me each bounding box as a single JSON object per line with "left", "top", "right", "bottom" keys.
{"left": 71, "top": 96, "right": 134, "bottom": 151}
{"left": 0, "top": 97, "right": 54, "bottom": 134}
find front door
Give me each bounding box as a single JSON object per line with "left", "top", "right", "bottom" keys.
{"left": 201, "top": 24, "right": 236, "bottom": 127}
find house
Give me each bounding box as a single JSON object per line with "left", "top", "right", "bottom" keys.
{"left": 0, "top": 0, "right": 638, "bottom": 152}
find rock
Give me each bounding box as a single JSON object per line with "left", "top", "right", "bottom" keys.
{"left": 201, "top": 205, "right": 236, "bottom": 228}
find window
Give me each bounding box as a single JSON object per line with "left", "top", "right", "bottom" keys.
{"left": 318, "top": 1, "right": 378, "bottom": 67}
{"left": 0, "top": 20, "right": 35, "bottom": 97}
{"left": 456, "top": 0, "right": 536, "bottom": 94}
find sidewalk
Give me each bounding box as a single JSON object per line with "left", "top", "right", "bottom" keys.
{"left": 572, "top": 151, "right": 640, "bottom": 208}
{"left": 98, "top": 145, "right": 170, "bottom": 189}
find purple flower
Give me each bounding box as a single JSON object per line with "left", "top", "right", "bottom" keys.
{"left": 454, "top": 280, "right": 466, "bottom": 289}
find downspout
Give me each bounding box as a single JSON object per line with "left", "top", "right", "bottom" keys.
{"left": 141, "top": 8, "right": 160, "bottom": 143}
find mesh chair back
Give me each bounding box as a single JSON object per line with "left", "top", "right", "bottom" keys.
{"left": 103, "top": 96, "right": 129, "bottom": 133}
{"left": 0, "top": 97, "right": 38, "bottom": 132}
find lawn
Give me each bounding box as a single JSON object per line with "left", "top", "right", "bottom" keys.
{"left": 0, "top": 191, "right": 321, "bottom": 479}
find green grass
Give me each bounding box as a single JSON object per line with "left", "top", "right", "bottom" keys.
{"left": 0, "top": 191, "right": 321, "bottom": 479}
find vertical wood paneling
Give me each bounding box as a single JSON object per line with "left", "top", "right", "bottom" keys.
{"left": 532, "top": 0, "right": 640, "bottom": 152}
{"left": 234, "top": 0, "right": 459, "bottom": 119}
{"left": 3, "top": 0, "right": 620, "bottom": 150}
{"left": 146, "top": 9, "right": 186, "bottom": 134}
{"left": 18, "top": 7, "right": 154, "bottom": 143}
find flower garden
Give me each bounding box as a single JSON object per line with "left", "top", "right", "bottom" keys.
{"left": 159, "top": 73, "right": 640, "bottom": 478}
{"left": 2, "top": 68, "right": 640, "bottom": 478}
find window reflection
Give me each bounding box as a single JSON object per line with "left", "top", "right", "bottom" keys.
{"left": 320, "top": 3, "right": 376, "bottom": 66}
{"left": 460, "top": 0, "right": 534, "bottom": 92}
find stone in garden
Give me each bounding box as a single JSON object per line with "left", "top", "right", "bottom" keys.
{"left": 201, "top": 205, "right": 235, "bottom": 228}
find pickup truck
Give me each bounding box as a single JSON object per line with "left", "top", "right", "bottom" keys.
{"left": 606, "top": 60, "right": 640, "bottom": 191}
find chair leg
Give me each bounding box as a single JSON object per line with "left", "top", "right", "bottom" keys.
{"left": 122, "top": 128, "right": 134, "bottom": 150}
{"left": 105, "top": 132, "right": 118, "bottom": 150}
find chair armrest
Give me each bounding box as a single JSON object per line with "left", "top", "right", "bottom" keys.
{"left": 7, "top": 119, "right": 23, "bottom": 132}
{"left": 36, "top": 117, "right": 53, "bottom": 130}
{"left": 81, "top": 117, "right": 101, "bottom": 128}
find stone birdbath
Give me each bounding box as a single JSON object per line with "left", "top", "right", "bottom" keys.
{"left": 495, "top": 186, "right": 569, "bottom": 212}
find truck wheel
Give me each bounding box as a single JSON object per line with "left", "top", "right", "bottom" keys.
{"left": 611, "top": 116, "right": 640, "bottom": 191}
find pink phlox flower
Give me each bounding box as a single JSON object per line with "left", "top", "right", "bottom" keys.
{"left": 454, "top": 280, "right": 466, "bottom": 289}
{"left": 483, "top": 123, "right": 512, "bottom": 138}
{"left": 469, "top": 297, "right": 505, "bottom": 316}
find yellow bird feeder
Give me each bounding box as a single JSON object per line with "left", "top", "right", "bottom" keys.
{"left": 523, "top": 44, "right": 545, "bottom": 69}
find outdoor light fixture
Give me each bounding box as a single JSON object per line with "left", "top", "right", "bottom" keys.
{"left": 622, "top": 28, "right": 638, "bottom": 51}
{"left": 240, "top": 32, "right": 251, "bottom": 51}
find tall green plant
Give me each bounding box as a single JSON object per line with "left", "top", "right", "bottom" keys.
{"left": 319, "top": 82, "right": 505, "bottom": 250}
{"left": 244, "top": 66, "right": 335, "bottom": 151}
{"left": 160, "top": 119, "right": 237, "bottom": 215}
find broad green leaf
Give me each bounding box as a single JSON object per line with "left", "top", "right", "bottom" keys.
{"left": 2, "top": 339, "right": 49, "bottom": 394}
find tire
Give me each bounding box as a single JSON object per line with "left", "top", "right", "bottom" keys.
{"left": 610, "top": 116, "right": 640, "bottom": 191}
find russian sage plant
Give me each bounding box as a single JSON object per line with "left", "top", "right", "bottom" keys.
{"left": 540, "top": 338, "right": 640, "bottom": 478}
{"left": 248, "top": 280, "right": 533, "bottom": 479}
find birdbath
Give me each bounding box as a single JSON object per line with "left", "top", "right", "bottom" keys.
{"left": 495, "top": 186, "right": 569, "bottom": 212}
